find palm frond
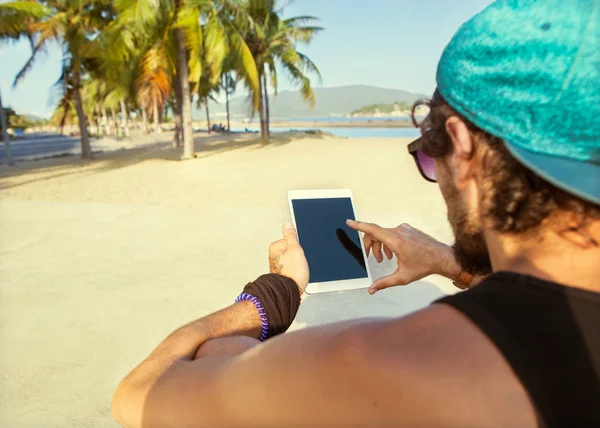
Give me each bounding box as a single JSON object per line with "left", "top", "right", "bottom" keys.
{"left": 227, "top": 23, "right": 260, "bottom": 108}
{"left": 278, "top": 45, "right": 315, "bottom": 107}
{"left": 266, "top": 57, "right": 278, "bottom": 95}
{"left": 177, "top": 6, "right": 203, "bottom": 83}
{"left": 202, "top": 11, "right": 228, "bottom": 85}
{"left": 135, "top": 44, "right": 172, "bottom": 111}
{"left": 0, "top": 1, "right": 50, "bottom": 40}
{"left": 51, "top": 82, "right": 75, "bottom": 130}
{"left": 12, "top": 39, "right": 48, "bottom": 87}
{"left": 283, "top": 15, "right": 320, "bottom": 27}
{"left": 297, "top": 51, "right": 322, "bottom": 84}
{"left": 286, "top": 25, "right": 323, "bottom": 44}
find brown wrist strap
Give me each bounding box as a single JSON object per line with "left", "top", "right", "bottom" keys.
{"left": 452, "top": 270, "right": 473, "bottom": 290}
{"left": 242, "top": 274, "right": 300, "bottom": 339}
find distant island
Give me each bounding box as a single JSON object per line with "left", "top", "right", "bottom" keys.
{"left": 350, "top": 101, "right": 413, "bottom": 117}
{"left": 350, "top": 100, "right": 430, "bottom": 118}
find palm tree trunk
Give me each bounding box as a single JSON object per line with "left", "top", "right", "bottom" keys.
{"left": 102, "top": 106, "right": 110, "bottom": 135}
{"left": 120, "top": 99, "right": 130, "bottom": 137}
{"left": 225, "top": 75, "right": 231, "bottom": 132}
{"left": 95, "top": 105, "right": 104, "bottom": 136}
{"left": 0, "top": 88, "right": 13, "bottom": 165}
{"left": 263, "top": 73, "right": 270, "bottom": 137}
{"left": 173, "top": 76, "right": 183, "bottom": 148}
{"left": 205, "top": 98, "right": 211, "bottom": 134}
{"left": 153, "top": 96, "right": 161, "bottom": 134}
{"left": 111, "top": 107, "right": 120, "bottom": 137}
{"left": 258, "top": 75, "right": 267, "bottom": 145}
{"left": 72, "top": 66, "right": 92, "bottom": 159}
{"left": 172, "top": 107, "right": 180, "bottom": 147}
{"left": 142, "top": 106, "right": 149, "bottom": 134}
{"left": 175, "top": 4, "right": 194, "bottom": 160}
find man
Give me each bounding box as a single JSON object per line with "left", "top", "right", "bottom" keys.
{"left": 111, "top": 1, "right": 600, "bottom": 427}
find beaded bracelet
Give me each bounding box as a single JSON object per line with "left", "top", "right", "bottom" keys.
{"left": 235, "top": 292, "right": 269, "bottom": 341}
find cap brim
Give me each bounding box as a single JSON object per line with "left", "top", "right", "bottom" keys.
{"left": 503, "top": 142, "right": 600, "bottom": 206}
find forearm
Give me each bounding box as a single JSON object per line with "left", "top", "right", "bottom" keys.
{"left": 147, "top": 301, "right": 261, "bottom": 361}
{"left": 111, "top": 301, "right": 261, "bottom": 425}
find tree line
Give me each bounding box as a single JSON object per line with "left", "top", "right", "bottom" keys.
{"left": 0, "top": 0, "right": 322, "bottom": 160}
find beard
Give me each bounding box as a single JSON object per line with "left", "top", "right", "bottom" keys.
{"left": 438, "top": 166, "right": 493, "bottom": 276}
{"left": 451, "top": 230, "right": 493, "bottom": 276}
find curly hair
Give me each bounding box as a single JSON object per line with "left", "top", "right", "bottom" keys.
{"left": 420, "top": 91, "right": 600, "bottom": 235}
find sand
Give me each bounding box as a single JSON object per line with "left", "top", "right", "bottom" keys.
{"left": 0, "top": 131, "right": 456, "bottom": 427}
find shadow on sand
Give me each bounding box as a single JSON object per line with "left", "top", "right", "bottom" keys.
{"left": 0, "top": 131, "right": 330, "bottom": 191}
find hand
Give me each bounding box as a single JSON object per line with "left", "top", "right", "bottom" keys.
{"left": 346, "top": 220, "right": 460, "bottom": 294}
{"left": 269, "top": 222, "right": 310, "bottom": 295}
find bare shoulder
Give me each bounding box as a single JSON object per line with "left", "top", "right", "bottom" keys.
{"left": 131, "top": 304, "right": 540, "bottom": 427}
{"left": 335, "top": 303, "right": 538, "bottom": 427}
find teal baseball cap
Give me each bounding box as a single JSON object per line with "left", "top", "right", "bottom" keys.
{"left": 436, "top": 0, "right": 600, "bottom": 205}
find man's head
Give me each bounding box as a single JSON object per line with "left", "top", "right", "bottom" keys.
{"left": 413, "top": 0, "right": 600, "bottom": 274}
{"left": 419, "top": 92, "right": 600, "bottom": 275}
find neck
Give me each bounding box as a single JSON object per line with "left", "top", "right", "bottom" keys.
{"left": 484, "top": 226, "right": 600, "bottom": 293}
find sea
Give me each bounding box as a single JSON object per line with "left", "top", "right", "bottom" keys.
{"left": 229, "top": 116, "right": 421, "bottom": 139}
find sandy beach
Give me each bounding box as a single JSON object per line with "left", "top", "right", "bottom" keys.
{"left": 0, "top": 132, "right": 457, "bottom": 427}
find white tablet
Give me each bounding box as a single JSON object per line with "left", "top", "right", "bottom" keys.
{"left": 287, "top": 189, "right": 373, "bottom": 294}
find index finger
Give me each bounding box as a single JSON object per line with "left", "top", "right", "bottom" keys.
{"left": 346, "top": 220, "right": 396, "bottom": 247}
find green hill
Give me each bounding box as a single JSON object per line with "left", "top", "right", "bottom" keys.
{"left": 193, "top": 85, "right": 426, "bottom": 120}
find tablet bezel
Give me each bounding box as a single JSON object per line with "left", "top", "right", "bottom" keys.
{"left": 287, "top": 189, "right": 372, "bottom": 294}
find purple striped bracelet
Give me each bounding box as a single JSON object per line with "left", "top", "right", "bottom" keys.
{"left": 235, "top": 292, "right": 269, "bottom": 341}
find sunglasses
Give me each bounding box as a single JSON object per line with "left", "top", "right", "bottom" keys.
{"left": 408, "top": 98, "right": 437, "bottom": 183}
{"left": 407, "top": 137, "right": 437, "bottom": 183}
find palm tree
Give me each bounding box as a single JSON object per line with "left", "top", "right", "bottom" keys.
{"left": 1, "top": 2, "right": 49, "bottom": 164}
{"left": 0, "top": 1, "right": 115, "bottom": 160}
{"left": 100, "top": 13, "right": 173, "bottom": 138}
{"left": 112, "top": 0, "right": 253, "bottom": 159}
{"left": 195, "top": 70, "right": 220, "bottom": 134}
{"left": 114, "top": 0, "right": 260, "bottom": 158}
{"left": 135, "top": 45, "right": 173, "bottom": 136}
{"left": 242, "top": 0, "right": 322, "bottom": 145}
{"left": 221, "top": 72, "right": 237, "bottom": 132}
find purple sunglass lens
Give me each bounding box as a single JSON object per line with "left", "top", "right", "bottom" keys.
{"left": 416, "top": 150, "right": 436, "bottom": 181}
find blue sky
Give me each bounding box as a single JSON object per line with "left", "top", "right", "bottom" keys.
{"left": 0, "top": 0, "right": 492, "bottom": 118}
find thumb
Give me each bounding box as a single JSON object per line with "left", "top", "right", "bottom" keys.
{"left": 368, "top": 274, "right": 403, "bottom": 295}
{"left": 283, "top": 222, "right": 299, "bottom": 246}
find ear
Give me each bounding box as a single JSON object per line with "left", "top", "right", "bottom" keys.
{"left": 445, "top": 116, "right": 476, "bottom": 189}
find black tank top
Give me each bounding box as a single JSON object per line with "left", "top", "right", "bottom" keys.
{"left": 435, "top": 272, "right": 600, "bottom": 427}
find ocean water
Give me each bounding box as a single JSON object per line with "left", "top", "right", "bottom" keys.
{"left": 273, "top": 116, "right": 413, "bottom": 123}
{"left": 244, "top": 116, "right": 415, "bottom": 123}
{"left": 232, "top": 126, "right": 421, "bottom": 139}
{"left": 310, "top": 127, "right": 420, "bottom": 139}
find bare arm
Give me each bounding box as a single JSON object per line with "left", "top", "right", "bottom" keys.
{"left": 111, "top": 301, "right": 263, "bottom": 426}
{"left": 112, "top": 304, "right": 535, "bottom": 428}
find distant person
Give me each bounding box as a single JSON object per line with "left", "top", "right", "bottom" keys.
{"left": 111, "top": 1, "right": 599, "bottom": 427}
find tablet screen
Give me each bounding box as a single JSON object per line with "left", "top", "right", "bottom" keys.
{"left": 292, "top": 197, "right": 368, "bottom": 283}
